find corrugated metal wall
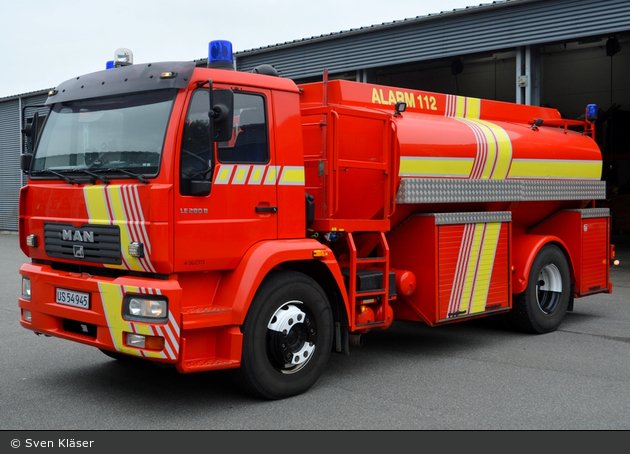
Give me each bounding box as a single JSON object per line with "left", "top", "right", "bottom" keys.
{"left": 0, "top": 98, "right": 21, "bottom": 231}
{"left": 0, "top": 94, "right": 47, "bottom": 231}
{"left": 235, "top": 0, "right": 630, "bottom": 79}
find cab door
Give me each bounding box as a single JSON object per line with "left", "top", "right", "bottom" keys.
{"left": 174, "top": 88, "right": 278, "bottom": 271}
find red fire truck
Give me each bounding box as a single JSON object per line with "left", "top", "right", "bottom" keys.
{"left": 18, "top": 41, "right": 615, "bottom": 399}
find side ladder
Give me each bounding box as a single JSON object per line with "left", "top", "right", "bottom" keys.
{"left": 342, "top": 232, "right": 395, "bottom": 332}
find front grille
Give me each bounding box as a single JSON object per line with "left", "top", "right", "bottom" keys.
{"left": 44, "top": 222, "right": 122, "bottom": 265}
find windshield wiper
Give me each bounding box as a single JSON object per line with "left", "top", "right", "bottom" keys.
{"left": 73, "top": 169, "right": 110, "bottom": 185}
{"left": 104, "top": 168, "right": 149, "bottom": 184}
{"left": 30, "top": 169, "right": 76, "bottom": 185}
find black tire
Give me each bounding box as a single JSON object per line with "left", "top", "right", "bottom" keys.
{"left": 236, "top": 270, "right": 333, "bottom": 400}
{"left": 507, "top": 244, "right": 571, "bottom": 334}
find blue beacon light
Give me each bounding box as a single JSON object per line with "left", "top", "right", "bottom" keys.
{"left": 586, "top": 104, "right": 598, "bottom": 122}
{"left": 208, "top": 40, "right": 234, "bottom": 70}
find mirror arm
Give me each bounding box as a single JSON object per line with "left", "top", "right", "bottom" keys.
{"left": 206, "top": 79, "right": 216, "bottom": 176}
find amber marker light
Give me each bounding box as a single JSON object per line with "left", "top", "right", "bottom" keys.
{"left": 313, "top": 249, "right": 328, "bottom": 258}
{"left": 125, "top": 333, "right": 165, "bottom": 350}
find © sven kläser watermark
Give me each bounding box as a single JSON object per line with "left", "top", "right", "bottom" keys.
{"left": 11, "top": 438, "right": 95, "bottom": 448}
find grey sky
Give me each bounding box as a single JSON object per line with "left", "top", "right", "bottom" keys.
{"left": 1, "top": 0, "right": 480, "bottom": 98}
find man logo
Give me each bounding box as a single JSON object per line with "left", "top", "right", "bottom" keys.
{"left": 73, "top": 245, "right": 85, "bottom": 258}
{"left": 62, "top": 229, "right": 95, "bottom": 243}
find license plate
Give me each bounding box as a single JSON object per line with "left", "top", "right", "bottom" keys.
{"left": 56, "top": 288, "right": 90, "bottom": 309}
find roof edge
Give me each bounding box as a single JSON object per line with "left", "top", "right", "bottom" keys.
{"left": 0, "top": 89, "right": 52, "bottom": 103}
{"left": 234, "top": 0, "right": 544, "bottom": 57}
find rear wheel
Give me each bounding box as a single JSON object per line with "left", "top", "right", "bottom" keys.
{"left": 508, "top": 244, "right": 571, "bottom": 334}
{"left": 236, "top": 270, "right": 333, "bottom": 399}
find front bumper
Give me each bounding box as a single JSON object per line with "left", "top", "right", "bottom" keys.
{"left": 19, "top": 262, "right": 182, "bottom": 362}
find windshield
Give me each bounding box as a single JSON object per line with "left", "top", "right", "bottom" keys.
{"left": 32, "top": 89, "right": 177, "bottom": 178}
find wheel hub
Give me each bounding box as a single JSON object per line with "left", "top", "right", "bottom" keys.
{"left": 536, "top": 263, "right": 562, "bottom": 314}
{"left": 267, "top": 303, "right": 316, "bottom": 373}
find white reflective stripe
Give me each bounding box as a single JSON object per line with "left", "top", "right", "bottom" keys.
{"left": 215, "top": 165, "right": 234, "bottom": 184}
{"left": 155, "top": 325, "right": 176, "bottom": 360}
{"left": 279, "top": 166, "right": 305, "bottom": 185}
{"left": 232, "top": 165, "right": 251, "bottom": 185}
{"left": 248, "top": 165, "right": 266, "bottom": 184}
{"left": 264, "top": 166, "right": 280, "bottom": 185}
{"left": 213, "top": 164, "right": 305, "bottom": 185}
{"left": 169, "top": 311, "right": 180, "bottom": 337}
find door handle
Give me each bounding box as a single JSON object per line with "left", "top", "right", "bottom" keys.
{"left": 255, "top": 206, "right": 278, "bottom": 213}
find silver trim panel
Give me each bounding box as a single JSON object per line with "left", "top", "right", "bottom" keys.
{"left": 564, "top": 208, "right": 610, "bottom": 218}
{"left": 396, "top": 178, "right": 606, "bottom": 204}
{"left": 418, "top": 211, "right": 512, "bottom": 225}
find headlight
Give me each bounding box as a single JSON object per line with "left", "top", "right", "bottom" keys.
{"left": 22, "top": 278, "right": 31, "bottom": 300}
{"left": 123, "top": 295, "right": 168, "bottom": 323}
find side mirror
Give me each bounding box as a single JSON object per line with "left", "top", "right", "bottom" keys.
{"left": 21, "top": 153, "right": 33, "bottom": 173}
{"left": 187, "top": 180, "right": 211, "bottom": 197}
{"left": 21, "top": 110, "right": 42, "bottom": 174}
{"left": 211, "top": 89, "right": 234, "bottom": 142}
{"left": 22, "top": 112, "right": 40, "bottom": 154}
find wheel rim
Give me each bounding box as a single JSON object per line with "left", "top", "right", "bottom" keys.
{"left": 535, "top": 263, "right": 563, "bottom": 314}
{"left": 266, "top": 301, "right": 316, "bottom": 374}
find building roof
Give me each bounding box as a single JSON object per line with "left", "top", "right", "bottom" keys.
{"left": 0, "top": 89, "right": 51, "bottom": 103}
{"left": 232, "top": 0, "right": 630, "bottom": 79}
{"left": 235, "top": 0, "right": 517, "bottom": 57}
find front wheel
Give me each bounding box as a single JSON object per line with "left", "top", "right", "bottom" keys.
{"left": 508, "top": 244, "right": 571, "bottom": 334}
{"left": 236, "top": 271, "right": 334, "bottom": 399}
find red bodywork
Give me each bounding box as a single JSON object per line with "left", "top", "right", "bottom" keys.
{"left": 18, "top": 67, "right": 611, "bottom": 371}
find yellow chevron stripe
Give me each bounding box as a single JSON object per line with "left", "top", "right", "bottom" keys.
{"left": 99, "top": 283, "right": 166, "bottom": 359}
{"left": 264, "top": 166, "right": 278, "bottom": 184}
{"left": 106, "top": 187, "right": 142, "bottom": 271}
{"left": 466, "top": 119, "right": 513, "bottom": 179}
{"left": 280, "top": 166, "right": 306, "bottom": 185}
{"left": 459, "top": 224, "right": 483, "bottom": 314}
{"left": 470, "top": 223, "right": 501, "bottom": 313}
{"left": 248, "top": 165, "right": 265, "bottom": 184}
{"left": 464, "top": 97, "right": 481, "bottom": 119}
{"left": 444, "top": 96, "right": 513, "bottom": 180}
{"left": 508, "top": 159, "right": 602, "bottom": 179}
{"left": 99, "top": 282, "right": 138, "bottom": 356}
{"left": 399, "top": 157, "right": 474, "bottom": 177}
{"left": 215, "top": 165, "right": 233, "bottom": 184}
{"left": 83, "top": 186, "right": 109, "bottom": 223}
{"left": 233, "top": 166, "right": 249, "bottom": 184}
{"left": 84, "top": 186, "right": 145, "bottom": 271}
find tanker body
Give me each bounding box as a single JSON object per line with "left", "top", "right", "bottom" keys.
{"left": 17, "top": 42, "right": 614, "bottom": 399}
{"left": 299, "top": 79, "right": 610, "bottom": 332}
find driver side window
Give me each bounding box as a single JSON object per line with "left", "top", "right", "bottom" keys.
{"left": 180, "top": 90, "right": 269, "bottom": 195}
{"left": 180, "top": 89, "right": 212, "bottom": 192}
